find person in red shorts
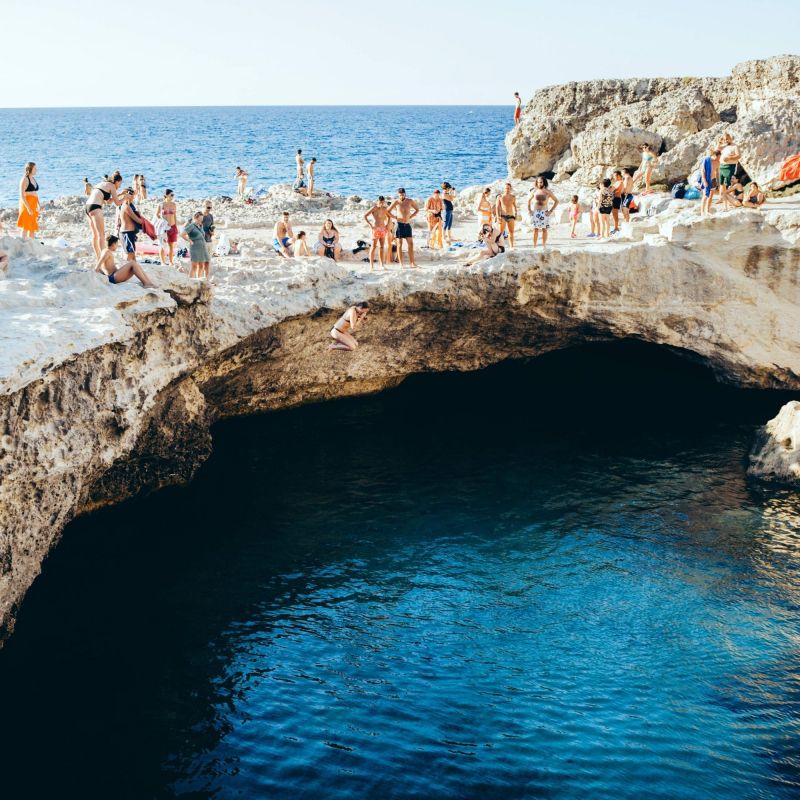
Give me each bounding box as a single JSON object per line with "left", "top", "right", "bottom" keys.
{"left": 156, "top": 189, "right": 179, "bottom": 266}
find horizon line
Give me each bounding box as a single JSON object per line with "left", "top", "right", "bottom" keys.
{"left": 0, "top": 103, "right": 509, "bottom": 111}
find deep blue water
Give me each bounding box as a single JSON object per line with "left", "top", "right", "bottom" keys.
{"left": 0, "top": 106, "right": 508, "bottom": 205}
{"left": 1, "top": 343, "right": 799, "bottom": 799}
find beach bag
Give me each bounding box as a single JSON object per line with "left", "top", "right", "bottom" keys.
{"left": 215, "top": 233, "right": 231, "bottom": 256}
{"left": 671, "top": 183, "right": 686, "bottom": 199}
{"left": 684, "top": 187, "right": 701, "bottom": 200}
{"left": 628, "top": 200, "right": 639, "bottom": 214}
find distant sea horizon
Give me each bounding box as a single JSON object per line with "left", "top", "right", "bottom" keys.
{"left": 0, "top": 106, "right": 510, "bottom": 206}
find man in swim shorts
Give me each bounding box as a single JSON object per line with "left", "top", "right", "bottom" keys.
{"left": 272, "top": 211, "right": 295, "bottom": 257}
{"left": 495, "top": 183, "right": 518, "bottom": 247}
{"left": 387, "top": 188, "right": 419, "bottom": 268}
{"left": 514, "top": 92, "right": 522, "bottom": 125}
{"left": 364, "top": 196, "right": 391, "bottom": 270}
{"left": 700, "top": 148, "right": 721, "bottom": 216}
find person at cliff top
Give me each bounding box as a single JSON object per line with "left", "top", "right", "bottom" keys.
{"left": 294, "top": 149, "right": 307, "bottom": 194}
{"left": 495, "top": 183, "right": 518, "bottom": 247}
{"left": 17, "top": 162, "right": 40, "bottom": 240}
{"left": 235, "top": 166, "right": 248, "bottom": 198}
{"left": 306, "top": 157, "right": 317, "bottom": 197}
{"left": 700, "top": 148, "right": 721, "bottom": 216}
{"left": 387, "top": 188, "right": 419, "bottom": 268}
{"left": 425, "top": 189, "right": 444, "bottom": 249}
{"left": 441, "top": 182, "right": 456, "bottom": 246}
{"left": 621, "top": 169, "right": 635, "bottom": 222}
{"left": 527, "top": 176, "right": 558, "bottom": 247}
{"left": 476, "top": 188, "right": 494, "bottom": 228}
{"left": 118, "top": 188, "right": 145, "bottom": 265}
{"left": 182, "top": 212, "right": 211, "bottom": 279}
{"left": 718, "top": 133, "right": 741, "bottom": 192}
{"left": 568, "top": 195, "right": 580, "bottom": 239}
{"left": 611, "top": 170, "right": 625, "bottom": 234}
{"left": 95, "top": 234, "right": 156, "bottom": 288}
{"left": 364, "top": 196, "right": 391, "bottom": 270}
{"left": 273, "top": 211, "right": 294, "bottom": 257}
{"left": 85, "top": 171, "right": 124, "bottom": 260}
{"left": 514, "top": 92, "right": 522, "bottom": 125}
{"left": 329, "top": 302, "right": 369, "bottom": 352}
{"left": 156, "top": 189, "right": 178, "bottom": 267}
{"left": 633, "top": 143, "right": 659, "bottom": 195}
{"left": 742, "top": 182, "right": 766, "bottom": 208}
{"left": 479, "top": 222, "right": 505, "bottom": 258}
{"left": 293, "top": 230, "right": 310, "bottom": 256}
{"left": 596, "top": 178, "right": 614, "bottom": 238}
{"left": 315, "top": 219, "right": 342, "bottom": 260}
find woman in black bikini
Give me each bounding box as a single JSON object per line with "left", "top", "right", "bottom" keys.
{"left": 86, "top": 171, "right": 124, "bottom": 259}
{"left": 330, "top": 302, "right": 369, "bottom": 352}
{"left": 316, "top": 219, "right": 342, "bottom": 260}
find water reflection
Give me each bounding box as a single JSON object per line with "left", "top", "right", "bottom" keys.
{"left": 0, "top": 342, "right": 798, "bottom": 799}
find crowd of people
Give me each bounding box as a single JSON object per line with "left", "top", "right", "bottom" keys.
{"left": 1, "top": 125, "right": 775, "bottom": 289}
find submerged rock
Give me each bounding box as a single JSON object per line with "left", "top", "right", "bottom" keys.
{"left": 749, "top": 401, "right": 800, "bottom": 485}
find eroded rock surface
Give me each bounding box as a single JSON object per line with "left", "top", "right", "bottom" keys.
{"left": 508, "top": 55, "right": 800, "bottom": 187}
{"left": 1, "top": 203, "right": 799, "bottom": 643}
{"left": 749, "top": 401, "right": 800, "bottom": 485}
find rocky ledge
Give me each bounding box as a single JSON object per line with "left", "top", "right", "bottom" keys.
{"left": 508, "top": 54, "right": 800, "bottom": 187}
{"left": 749, "top": 401, "right": 800, "bottom": 485}
{"left": 1, "top": 201, "right": 799, "bottom": 644}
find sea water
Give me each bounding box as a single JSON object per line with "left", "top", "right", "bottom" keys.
{"left": 0, "top": 106, "right": 508, "bottom": 205}
{"left": 1, "top": 343, "right": 799, "bottom": 799}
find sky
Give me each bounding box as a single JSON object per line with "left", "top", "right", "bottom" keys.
{"left": 2, "top": 0, "right": 799, "bottom": 107}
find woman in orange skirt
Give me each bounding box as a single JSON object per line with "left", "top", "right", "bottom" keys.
{"left": 17, "top": 162, "right": 40, "bottom": 238}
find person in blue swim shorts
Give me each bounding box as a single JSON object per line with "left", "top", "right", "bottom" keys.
{"left": 272, "top": 211, "right": 295, "bottom": 257}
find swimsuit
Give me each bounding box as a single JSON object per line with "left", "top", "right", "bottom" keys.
{"left": 322, "top": 234, "right": 337, "bottom": 258}
{"left": 293, "top": 178, "right": 306, "bottom": 190}
{"left": 443, "top": 197, "right": 454, "bottom": 230}
{"left": 395, "top": 221, "right": 412, "bottom": 239}
{"left": 373, "top": 225, "right": 387, "bottom": 240}
{"left": 599, "top": 189, "right": 613, "bottom": 214}
{"left": 622, "top": 194, "right": 634, "bottom": 208}
{"left": 108, "top": 271, "right": 119, "bottom": 284}
{"left": 18, "top": 177, "right": 40, "bottom": 233}
{"left": 501, "top": 214, "right": 516, "bottom": 221}
{"left": 569, "top": 206, "right": 579, "bottom": 220}
{"left": 273, "top": 236, "right": 291, "bottom": 253}
{"left": 530, "top": 210, "right": 549, "bottom": 229}
{"left": 121, "top": 230, "right": 137, "bottom": 253}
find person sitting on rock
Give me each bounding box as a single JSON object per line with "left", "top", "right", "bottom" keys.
{"left": 329, "top": 302, "right": 369, "bottom": 352}
{"left": 95, "top": 234, "right": 156, "bottom": 288}
{"left": 293, "top": 231, "right": 310, "bottom": 256}
{"left": 742, "top": 182, "right": 766, "bottom": 208}
{"left": 478, "top": 222, "right": 505, "bottom": 258}
{"left": 272, "top": 212, "right": 294, "bottom": 257}
{"left": 720, "top": 174, "right": 744, "bottom": 210}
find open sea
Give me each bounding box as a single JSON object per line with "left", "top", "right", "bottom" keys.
{"left": 1, "top": 342, "right": 799, "bottom": 799}
{"left": 0, "top": 106, "right": 508, "bottom": 206}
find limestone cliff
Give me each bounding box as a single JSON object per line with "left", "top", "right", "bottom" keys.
{"left": 1, "top": 205, "right": 799, "bottom": 643}
{"left": 507, "top": 55, "right": 800, "bottom": 187}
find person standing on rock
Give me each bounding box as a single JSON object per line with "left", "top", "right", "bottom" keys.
{"left": 596, "top": 179, "right": 614, "bottom": 238}
{"left": 442, "top": 182, "right": 456, "bottom": 246}
{"left": 235, "top": 166, "right": 248, "bottom": 199}
{"left": 364, "top": 196, "right": 391, "bottom": 270}
{"left": 119, "top": 188, "right": 145, "bottom": 265}
{"left": 621, "top": 169, "right": 635, "bottom": 222}
{"left": 182, "top": 212, "right": 210, "bottom": 279}
{"left": 611, "top": 171, "right": 625, "bottom": 234}
{"left": 527, "top": 177, "right": 558, "bottom": 248}
{"left": 17, "top": 162, "right": 40, "bottom": 240}
{"left": 634, "top": 144, "right": 659, "bottom": 195}
{"left": 330, "top": 302, "right": 369, "bottom": 352}
{"left": 388, "top": 188, "right": 419, "bottom": 268}
{"left": 718, "top": 133, "right": 741, "bottom": 195}
{"left": 85, "top": 171, "right": 124, "bottom": 260}
{"left": 306, "top": 158, "right": 316, "bottom": 197}
{"left": 495, "top": 183, "right": 518, "bottom": 247}
{"left": 700, "top": 148, "right": 721, "bottom": 216}
{"left": 156, "top": 189, "right": 179, "bottom": 267}
{"left": 425, "top": 189, "right": 444, "bottom": 249}
{"left": 514, "top": 92, "right": 522, "bottom": 125}
{"left": 476, "top": 188, "right": 494, "bottom": 228}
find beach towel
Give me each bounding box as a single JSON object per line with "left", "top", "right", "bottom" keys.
{"left": 778, "top": 153, "right": 800, "bottom": 183}
{"left": 140, "top": 218, "right": 157, "bottom": 240}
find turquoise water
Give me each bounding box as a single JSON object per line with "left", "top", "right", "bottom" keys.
{"left": 0, "top": 106, "right": 508, "bottom": 205}
{"left": 1, "top": 343, "right": 799, "bottom": 799}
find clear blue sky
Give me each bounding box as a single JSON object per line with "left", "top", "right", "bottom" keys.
{"left": 5, "top": 0, "right": 799, "bottom": 106}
